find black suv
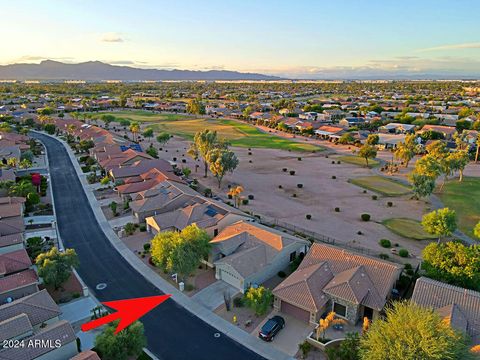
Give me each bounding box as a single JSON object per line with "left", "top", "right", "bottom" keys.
{"left": 258, "top": 316, "right": 285, "bottom": 341}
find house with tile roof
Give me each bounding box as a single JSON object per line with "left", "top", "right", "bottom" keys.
{"left": 411, "top": 277, "right": 480, "bottom": 343}
{"left": 272, "top": 243, "right": 403, "bottom": 324}
{"left": 130, "top": 180, "right": 199, "bottom": 222}
{"left": 0, "top": 269, "right": 39, "bottom": 303}
{"left": 0, "top": 249, "right": 32, "bottom": 277}
{"left": 145, "top": 196, "right": 250, "bottom": 237}
{"left": 210, "top": 221, "right": 309, "bottom": 293}
{"left": 109, "top": 158, "right": 178, "bottom": 182}
{"left": 0, "top": 320, "right": 78, "bottom": 360}
{"left": 70, "top": 350, "right": 101, "bottom": 360}
{"left": 0, "top": 289, "right": 61, "bottom": 330}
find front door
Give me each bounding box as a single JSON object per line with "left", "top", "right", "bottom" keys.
{"left": 363, "top": 306, "right": 373, "bottom": 320}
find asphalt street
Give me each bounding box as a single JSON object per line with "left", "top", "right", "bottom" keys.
{"left": 33, "top": 133, "right": 265, "bottom": 360}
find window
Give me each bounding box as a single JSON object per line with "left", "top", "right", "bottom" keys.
{"left": 289, "top": 251, "right": 296, "bottom": 262}
{"left": 213, "top": 228, "right": 219, "bottom": 236}
{"left": 333, "top": 302, "right": 347, "bottom": 317}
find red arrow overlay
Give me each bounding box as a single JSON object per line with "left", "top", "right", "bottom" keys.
{"left": 81, "top": 294, "right": 171, "bottom": 334}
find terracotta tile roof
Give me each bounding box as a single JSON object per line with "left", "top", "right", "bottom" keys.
{"left": 412, "top": 277, "right": 480, "bottom": 342}
{"left": 0, "top": 249, "right": 32, "bottom": 276}
{"left": 70, "top": 351, "right": 101, "bottom": 360}
{"left": 109, "top": 158, "right": 177, "bottom": 180}
{"left": 0, "top": 289, "right": 61, "bottom": 326}
{"left": 0, "top": 269, "right": 38, "bottom": 294}
{"left": 0, "top": 203, "right": 23, "bottom": 219}
{"left": 273, "top": 262, "right": 332, "bottom": 312}
{"left": 0, "top": 233, "right": 23, "bottom": 249}
{"left": 0, "top": 197, "right": 25, "bottom": 205}
{"left": 0, "top": 320, "right": 76, "bottom": 360}
{"left": 0, "top": 217, "right": 25, "bottom": 236}
{"left": 420, "top": 124, "right": 457, "bottom": 135}
{"left": 274, "top": 243, "right": 402, "bottom": 312}
{"left": 316, "top": 125, "right": 344, "bottom": 133}
{"left": 0, "top": 313, "right": 33, "bottom": 342}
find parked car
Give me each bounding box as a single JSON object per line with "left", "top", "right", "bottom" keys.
{"left": 258, "top": 315, "right": 285, "bottom": 341}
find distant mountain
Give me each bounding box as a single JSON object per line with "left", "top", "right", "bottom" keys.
{"left": 0, "top": 60, "right": 282, "bottom": 81}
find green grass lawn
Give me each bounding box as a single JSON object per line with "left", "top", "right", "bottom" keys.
{"left": 383, "top": 218, "right": 437, "bottom": 240}
{"left": 349, "top": 176, "right": 411, "bottom": 196}
{"left": 88, "top": 111, "right": 322, "bottom": 152}
{"left": 437, "top": 177, "right": 480, "bottom": 238}
{"left": 337, "top": 155, "right": 380, "bottom": 168}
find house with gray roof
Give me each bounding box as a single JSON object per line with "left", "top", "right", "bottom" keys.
{"left": 411, "top": 277, "right": 480, "bottom": 343}
{"left": 210, "top": 221, "right": 309, "bottom": 293}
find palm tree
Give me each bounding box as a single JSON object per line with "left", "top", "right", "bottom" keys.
{"left": 9, "top": 180, "right": 35, "bottom": 197}
{"left": 228, "top": 186, "right": 244, "bottom": 207}
{"left": 130, "top": 122, "right": 140, "bottom": 142}
{"left": 316, "top": 311, "right": 346, "bottom": 342}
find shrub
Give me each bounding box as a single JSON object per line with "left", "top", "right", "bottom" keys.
{"left": 124, "top": 223, "right": 136, "bottom": 236}
{"left": 248, "top": 194, "right": 254, "bottom": 200}
{"left": 297, "top": 183, "right": 303, "bottom": 188}
{"left": 387, "top": 201, "right": 393, "bottom": 207}
{"left": 228, "top": 194, "right": 233, "bottom": 199}
{"left": 143, "top": 243, "right": 151, "bottom": 251}
{"left": 298, "top": 157, "right": 302, "bottom": 161}
{"left": 372, "top": 195, "right": 378, "bottom": 200}
{"left": 289, "top": 170, "right": 295, "bottom": 175}
{"left": 172, "top": 157, "right": 177, "bottom": 161}
{"left": 337, "top": 160, "right": 341, "bottom": 164}
{"left": 249, "top": 160, "right": 252, "bottom": 163}
{"left": 282, "top": 168, "right": 287, "bottom": 172}
{"left": 277, "top": 271, "right": 287, "bottom": 278}
{"left": 379, "top": 239, "right": 392, "bottom": 248}
{"left": 361, "top": 213, "right": 371, "bottom": 221}
{"left": 332, "top": 175, "right": 336, "bottom": 179}
{"left": 399, "top": 249, "right": 409, "bottom": 258}
{"left": 379, "top": 253, "right": 390, "bottom": 260}
{"left": 332, "top": 160, "right": 335, "bottom": 164}
{"left": 242, "top": 199, "right": 249, "bottom": 205}
{"left": 404, "top": 263, "right": 413, "bottom": 270}
{"left": 298, "top": 341, "right": 312, "bottom": 358}
{"left": 357, "top": 231, "right": 363, "bottom": 235}
{"left": 139, "top": 224, "right": 147, "bottom": 232}
{"left": 248, "top": 152, "right": 252, "bottom": 155}
{"left": 181, "top": 159, "right": 186, "bottom": 163}
{"left": 363, "top": 190, "right": 367, "bottom": 194}
{"left": 306, "top": 214, "right": 312, "bottom": 220}
{"left": 278, "top": 185, "right": 283, "bottom": 189}
{"left": 185, "top": 284, "right": 195, "bottom": 292}
{"left": 334, "top": 207, "right": 340, "bottom": 212}
{"left": 233, "top": 297, "right": 244, "bottom": 307}
{"left": 204, "top": 188, "right": 212, "bottom": 197}
{"left": 292, "top": 193, "right": 297, "bottom": 197}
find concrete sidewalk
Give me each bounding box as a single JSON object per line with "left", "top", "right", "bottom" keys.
{"left": 35, "top": 131, "right": 292, "bottom": 360}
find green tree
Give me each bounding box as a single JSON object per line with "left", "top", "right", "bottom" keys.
{"left": 142, "top": 128, "right": 154, "bottom": 138}
{"left": 146, "top": 145, "right": 158, "bottom": 159}
{"left": 95, "top": 320, "right": 146, "bottom": 360}
{"left": 8, "top": 179, "right": 36, "bottom": 197}
{"left": 44, "top": 123, "right": 56, "bottom": 135}
{"left": 365, "top": 134, "right": 379, "bottom": 146}
{"left": 422, "top": 241, "right": 480, "bottom": 291}
{"left": 151, "top": 224, "right": 211, "bottom": 279}
{"left": 188, "top": 129, "right": 219, "bottom": 178}
{"left": 338, "top": 133, "right": 355, "bottom": 145}
{"left": 474, "top": 221, "right": 480, "bottom": 240}
{"left": 186, "top": 98, "right": 206, "bottom": 115}
{"left": 394, "top": 134, "right": 418, "bottom": 168}
{"left": 358, "top": 144, "right": 377, "bottom": 167}
{"left": 244, "top": 286, "right": 273, "bottom": 316}
{"left": 326, "top": 332, "right": 360, "bottom": 360}
{"left": 448, "top": 150, "right": 470, "bottom": 182}
{"left": 422, "top": 208, "right": 457, "bottom": 243}
{"left": 409, "top": 173, "right": 436, "bottom": 199}
{"left": 156, "top": 132, "right": 170, "bottom": 146}
{"left": 206, "top": 148, "right": 239, "bottom": 188}
{"left": 359, "top": 301, "right": 473, "bottom": 360}
{"left": 109, "top": 201, "right": 118, "bottom": 216}
{"left": 100, "top": 114, "right": 116, "bottom": 128}
{"left": 36, "top": 247, "right": 79, "bottom": 290}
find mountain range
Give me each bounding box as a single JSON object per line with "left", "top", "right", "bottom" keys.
{"left": 0, "top": 60, "right": 282, "bottom": 81}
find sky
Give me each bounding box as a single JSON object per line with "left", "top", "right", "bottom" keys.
{"left": 2, "top": 0, "right": 480, "bottom": 79}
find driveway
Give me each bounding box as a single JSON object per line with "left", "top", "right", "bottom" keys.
{"left": 32, "top": 132, "right": 266, "bottom": 360}
{"left": 254, "top": 311, "right": 314, "bottom": 356}
{"left": 60, "top": 296, "right": 98, "bottom": 325}
{"left": 192, "top": 280, "right": 239, "bottom": 311}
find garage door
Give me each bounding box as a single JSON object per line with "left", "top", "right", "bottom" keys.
{"left": 219, "top": 269, "right": 242, "bottom": 290}
{"left": 281, "top": 301, "right": 310, "bottom": 323}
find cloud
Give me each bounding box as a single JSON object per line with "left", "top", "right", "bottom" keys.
{"left": 417, "top": 42, "right": 480, "bottom": 52}
{"left": 100, "top": 32, "right": 124, "bottom": 43}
